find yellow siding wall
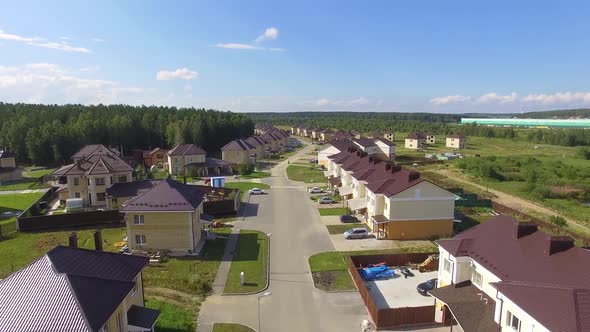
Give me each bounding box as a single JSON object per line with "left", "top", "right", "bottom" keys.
{"left": 222, "top": 150, "right": 251, "bottom": 165}
{"left": 102, "top": 273, "right": 145, "bottom": 331}
{"left": 386, "top": 219, "right": 453, "bottom": 240}
{"left": 127, "top": 212, "right": 193, "bottom": 251}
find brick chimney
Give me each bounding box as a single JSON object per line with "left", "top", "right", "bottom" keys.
{"left": 68, "top": 232, "right": 78, "bottom": 248}
{"left": 391, "top": 165, "right": 402, "bottom": 174}
{"left": 513, "top": 222, "right": 538, "bottom": 239}
{"left": 408, "top": 171, "right": 420, "bottom": 181}
{"left": 94, "top": 229, "right": 103, "bottom": 251}
{"left": 545, "top": 236, "right": 574, "bottom": 255}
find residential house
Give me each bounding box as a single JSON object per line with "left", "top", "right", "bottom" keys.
{"left": 319, "top": 128, "right": 334, "bottom": 142}
{"left": 430, "top": 215, "right": 590, "bottom": 332}
{"left": 349, "top": 129, "right": 361, "bottom": 139}
{"left": 0, "top": 244, "right": 159, "bottom": 332}
{"left": 246, "top": 136, "right": 269, "bottom": 158}
{"left": 106, "top": 179, "right": 161, "bottom": 209}
{"left": 364, "top": 170, "right": 455, "bottom": 240}
{"left": 301, "top": 126, "right": 313, "bottom": 137}
{"left": 121, "top": 178, "right": 208, "bottom": 254}
{"left": 222, "top": 139, "right": 256, "bottom": 165}
{"left": 143, "top": 147, "right": 168, "bottom": 167}
{"left": 261, "top": 133, "right": 281, "bottom": 152}
{"left": 426, "top": 133, "right": 436, "bottom": 144}
{"left": 352, "top": 137, "right": 380, "bottom": 155}
{"left": 290, "top": 125, "right": 298, "bottom": 135}
{"left": 380, "top": 130, "right": 395, "bottom": 141}
{"left": 331, "top": 130, "right": 354, "bottom": 140}
{"left": 52, "top": 144, "right": 134, "bottom": 207}
{"left": 311, "top": 127, "right": 324, "bottom": 141}
{"left": 404, "top": 133, "right": 427, "bottom": 150}
{"left": 373, "top": 137, "right": 396, "bottom": 161}
{"left": 0, "top": 150, "right": 21, "bottom": 182}
{"left": 446, "top": 134, "right": 467, "bottom": 149}
{"left": 167, "top": 144, "right": 206, "bottom": 176}
{"left": 318, "top": 140, "right": 357, "bottom": 168}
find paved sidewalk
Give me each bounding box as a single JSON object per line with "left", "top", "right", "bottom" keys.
{"left": 0, "top": 188, "right": 49, "bottom": 195}
{"left": 211, "top": 228, "right": 240, "bottom": 295}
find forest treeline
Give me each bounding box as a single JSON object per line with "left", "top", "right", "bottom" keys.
{"left": 0, "top": 103, "right": 254, "bottom": 165}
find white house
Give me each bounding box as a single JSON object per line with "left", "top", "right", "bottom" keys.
{"left": 430, "top": 215, "right": 588, "bottom": 332}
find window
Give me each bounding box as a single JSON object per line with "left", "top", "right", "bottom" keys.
{"left": 134, "top": 215, "right": 145, "bottom": 225}
{"left": 118, "top": 175, "right": 127, "bottom": 182}
{"left": 95, "top": 177, "right": 105, "bottom": 186}
{"left": 96, "top": 193, "right": 106, "bottom": 201}
{"left": 73, "top": 177, "right": 79, "bottom": 186}
{"left": 506, "top": 311, "right": 521, "bottom": 331}
{"left": 75, "top": 192, "right": 81, "bottom": 198}
{"left": 157, "top": 153, "right": 163, "bottom": 158}
{"left": 110, "top": 176, "right": 113, "bottom": 185}
{"left": 472, "top": 270, "right": 483, "bottom": 287}
{"left": 443, "top": 258, "right": 451, "bottom": 274}
{"left": 131, "top": 278, "right": 138, "bottom": 296}
{"left": 135, "top": 234, "right": 146, "bottom": 245}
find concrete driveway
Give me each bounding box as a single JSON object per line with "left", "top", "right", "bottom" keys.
{"left": 330, "top": 234, "right": 435, "bottom": 252}
{"left": 198, "top": 141, "right": 370, "bottom": 332}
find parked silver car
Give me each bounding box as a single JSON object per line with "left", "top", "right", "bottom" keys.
{"left": 343, "top": 228, "right": 369, "bottom": 239}
{"left": 318, "top": 197, "right": 335, "bottom": 204}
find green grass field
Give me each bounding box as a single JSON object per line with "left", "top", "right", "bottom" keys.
{"left": 286, "top": 165, "right": 326, "bottom": 183}
{"left": 22, "top": 167, "right": 56, "bottom": 179}
{"left": 318, "top": 207, "right": 347, "bottom": 216}
{"left": 146, "top": 298, "right": 195, "bottom": 332}
{"left": 0, "top": 226, "right": 126, "bottom": 278}
{"left": 212, "top": 323, "right": 255, "bottom": 332}
{"left": 224, "top": 230, "right": 268, "bottom": 294}
{"left": 0, "top": 192, "right": 45, "bottom": 234}
{"left": 225, "top": 182, "right": 270, "bottom": 200}
{"left": 326, "top": 224, "right": 368, "bottom": 234}
{"left": 240, "top": 171, "right": 271, "bottom": 179}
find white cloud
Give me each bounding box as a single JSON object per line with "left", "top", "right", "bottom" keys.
{"left": 156, "top": 68, "right": 199, "bottom": 81}
{"left": 522, "top": 91, "right": 590, "bottom": 105}
{"left": 476, "top": 92, "right": 518, "bottom": 104}
{"left": 215, "top": 26, "right": 284, "bottom": 52}
{"left": 91, "top": 37, "right": 105, "bottom": 42}
{"left": 0, "top": 29, "right": 91, "bottom": 53}
{"left": 255, "top": 27, "right": 278, "bottom": 43}
{"left": 0, "top": 63, "right": 143, "bottom": 104}
{"left": 430, "top": 95, "right": 471, "bottom": 105}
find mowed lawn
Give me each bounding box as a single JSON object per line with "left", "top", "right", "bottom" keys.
{"left": 224, "top": 230, "right": 269, "bottom": 294}
{"left": 318, "top": 207, "right": 347, "bottom": 216}
{"left": 286, "top": 165, "right": 326, "bottom": 183}
{"left": 212, "top": 323, "right": 255, "bottom": 332}
{"left": 0, "top": 192, "right": 45, "bottom": 233}
{"left": 224, "top": 182, "right": 270, "bottom": 200}
{"left": 0, "top": 226, "right": 127, "bottom": 278}
{"left": 0, "top": 167, "right": 54, "bottom": 191}
{"left": 146, "top": 298, "right": 195, "bottom": 332}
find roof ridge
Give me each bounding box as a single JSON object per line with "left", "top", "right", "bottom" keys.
{"left": 62, "top": 272, "right": 93, "bottom": 332}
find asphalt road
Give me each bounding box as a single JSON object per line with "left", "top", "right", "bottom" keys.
{"left": 198, "top": 142, "right": 368, "bottom": 332}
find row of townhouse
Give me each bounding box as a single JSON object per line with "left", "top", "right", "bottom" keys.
{"left": 324, "top": 147, "right": 457, "bottom": 240}
{"left": 317, "top": 137, "right": 396, "bottom": 168}
{"left": 221, "top": 128, "right": 290, "bottom": 165}
{"left": 430, "top": 215, "right": 589, "bottom": 332}
{"left": 404, "top": 132, "right": 467, "bottom": 150}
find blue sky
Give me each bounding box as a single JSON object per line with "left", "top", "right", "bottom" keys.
{"left": 1, "top": 0, "right": 590, "bottom": 113}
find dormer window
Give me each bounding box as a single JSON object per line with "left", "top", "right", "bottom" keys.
{"left": 471, "top": 270, "right": 483, "bottom": 287}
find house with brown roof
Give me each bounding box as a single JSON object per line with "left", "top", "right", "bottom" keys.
{"left": 167, "top": 144, "right": 207, "bottom": 176}
{"left": 52, "top": 144, "right": 134, "bottom": 207}
{"left": 143, "top": 147, "right": 168, "bottom": 167}
{"left": 380, "top": 130, "right": 395, "bottom": 141}
{"left": 0, "top": 150, "right": 21, "bottom": 182}
{"left": 318, "top": 139, "right": 358, "bottom": 168}
{"left": 426, "top": 133, "right": 436, "bottom": 144}
{"left": 222, "top": 139, "right": 256, "bottom": 165}
{"left": 373, "top": 137, "right": 396, "bottom": 161}
{"left": 348, "top": 129, "right": 361, "bottom": 139}
{"left": 311, "top": 127, "right": 324, "bottom": 141}
{"left": 446, "top": 133, "right": 467, "bottom": 149}
{"left": 245, "top": 136, "right": 269, "bottom": 158}
{"left": 404, "top": 133, "right": 427, "bottom": 150}
{"left": 431, "top": 215, "right": 590, "bottom": 332}
{"left": 319, "top": 128, "right": 334, "bottom": 142}
{"left": 121, "top": 179, "right": 208, "bottom": 254}
{"left": 0, "top": 243, "right": 158, "bottom": 332}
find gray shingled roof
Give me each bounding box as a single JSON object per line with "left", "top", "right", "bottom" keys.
{"left": 221, "top": 139, "right": 255, "bottom": 151}
{"left": 0, "top": 150, "right": 16, "bottom": 158}
{"left": 52, "top": 154, "right": 133, "bottom": 177}
{"left": 71, "top": 144, "right": 120, "bottom": 160}
{"left": 167, "top": 144, "right": 206, "bottom": 156}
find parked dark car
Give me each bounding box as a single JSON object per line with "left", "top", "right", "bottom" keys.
{"left": 399, "top": 267, "right": 414, "bottom": 278}
{"left": 417, "top": 278, "right": 437, "bottom": 296}
{"left": 339, "top": 215, "right": 358, "bottom": 223}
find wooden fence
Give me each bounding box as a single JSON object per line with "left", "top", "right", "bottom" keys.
{"left": 348, "top": 253, "right": 437, "bottom": 329}
{"left": 18, "top": 210, "right": 124, "bottom": 232}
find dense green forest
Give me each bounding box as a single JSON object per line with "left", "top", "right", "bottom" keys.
{"left": 0, "top": 103, "right": 254, "bottom": 165}
{"left": 519, "top": 108, "right": 590, "bottom": 119}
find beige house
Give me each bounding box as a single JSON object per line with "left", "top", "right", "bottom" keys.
{"left": 0, "top": 150, "right": 21, "bottom": 182}
{"left": 222, "top": 139, "right": 256, "bottom": 165}
{"left": 0, "top": 244, "right": 158, "bottom": 332}
{"left": 404, "top": 133, "right": 427, "bottom": 150}
{"left": 52, "top": 144, "right": 133, "bottom": 207}
{"left": 311, "top": 128, "right": 324, "bottom": 141}
{"left": 167, "top": 144, "right": 207, "bottom": 176}
{"left": 380, "top": 130, "right": 394, "bottom": 141}
{"left": 426, "top": 133, "right": 436, "bottom": 144}
{"left": 143, "top": 147, "right": 168, "bottom": 167}
{"left": 122, "top": 179, "right": 207, "bottom": 254}
{"left": 446, "top": 134, "right": 467, "bottom": 149}
{"left": 320, "top": 128, "right": 334, "bottom": 142}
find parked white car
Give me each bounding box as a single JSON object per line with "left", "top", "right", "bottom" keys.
{"left": 318, "top": 197, "right": 335, "bottom": 204}
{"left": 308, "top": 187, "right": 324, "bottom": 194}
{"left": 344, "top": 228, "right": 369, "bottom": 239}
{"left": 249, "top": 188, "right": 265, "bottom": 195}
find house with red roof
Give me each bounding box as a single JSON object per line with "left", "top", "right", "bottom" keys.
{"left": 405, "top": 133, "right": 428, "bottom": 150}
{"left": 430, "top": 215, "right": 590, "bottom": 332}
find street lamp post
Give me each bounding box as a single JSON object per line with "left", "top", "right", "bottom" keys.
{"left": 258, "top": 291, "right": 271, "bottom": 332}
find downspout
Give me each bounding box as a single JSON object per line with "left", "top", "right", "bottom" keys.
{"left": 141, "top": 271, "right": 146, "bottom": 306}
{"left": 495, "top": 289, "right": 503, "bottom": 329}
{"left": 190, "top": 211, "right": 196, "bottom": 252}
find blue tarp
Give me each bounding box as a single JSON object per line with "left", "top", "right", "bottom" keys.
{"left": 359, "top": 265, "right": 396, "bottom": 281}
